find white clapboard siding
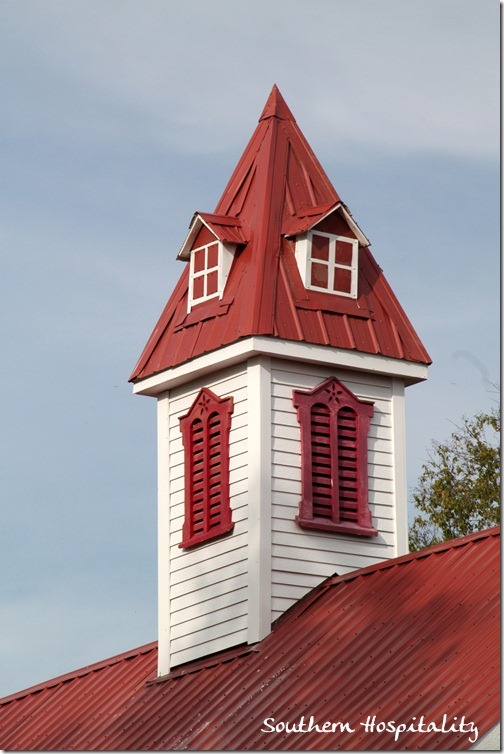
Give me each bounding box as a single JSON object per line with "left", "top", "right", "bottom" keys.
{"left": 162, "top": 363, "right": 249, "bottom": 669}
{"left": 170, "top": 598, "right": 248, "bottom": 639}
{"left": 158, "top": 351, "right": 409, "bottom": 674}
{"left": 171, "top": 615, "right": 249, "bottom": 660}
{"left": 171, "top": 577, "right": 249, "bottom": 618}
{"left": 170, "top": 529, "right": 248, "bottom": 569}
{"left": 169, "top": 558, "right": 249, "bottom": 601}
{"left": 271, "top": 596, "right": 299, "bottom": 616}
{"left": 170, "top": 533, "right": 246, "bottom": 589}
{"left": 269, "top": 358, "right": 401, "bottom": 623}
{"left": 272, "top": 530, "right": 395, "bottom": 555}
{"left": 171, "top": 625, "right": 249, "bottom": 668}
{"left": 271, "top": 568, "right": 323, "bottom": 590}
{"left": 271, "top": 517, "right": 397, "bottom": 543}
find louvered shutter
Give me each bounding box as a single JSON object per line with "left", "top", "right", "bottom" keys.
{"left": 190, "top": 418, "right": 206, "bottom": 537}
{"left": 337, "top": 407, "right": 358, "bottom": 523}
{"left": 180, "top": 389, "right": 234, "bottom": 548}
{"left": 208, "top": 412, "right": 223, "bottom": 531}
{"left": 310, "top": 404, "right": 333, "bottom": 520}
{"left": 293, "top": 377, "right": 377, "bottom": 537}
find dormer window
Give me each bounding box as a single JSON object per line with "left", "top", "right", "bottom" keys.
{"left": 190, "top": 241, "right": 220, "bottom": 304}
{"left": 188, "top": 240, "right": 235, "bottom": 311}
{"left": 295, "top": 230, "right": 358, "bottom": 298}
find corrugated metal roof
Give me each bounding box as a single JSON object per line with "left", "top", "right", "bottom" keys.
{"left": 1, "top": 527, "right": 499, "bottom": 750}
{"left": 130, "top": 86, "right": 431, "bottom": 384}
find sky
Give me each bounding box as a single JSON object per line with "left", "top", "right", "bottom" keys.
{"left": 1, "top": 0, "right": 499, "bottom": 698}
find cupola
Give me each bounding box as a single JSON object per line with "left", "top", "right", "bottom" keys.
{"left": 130, "top": 85, "right": 431, "bottom": 678}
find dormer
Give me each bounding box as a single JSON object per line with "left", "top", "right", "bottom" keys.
{"left": 284, "top": 203, "right": 370, "bottom": 300}
{"left": 177, "top": 212, "right": 247, "bottom": 311}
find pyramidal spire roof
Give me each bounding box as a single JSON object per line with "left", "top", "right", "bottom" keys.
{"left": 130, "top": 86, "right": 430, "bottom": 383}
{"left": 259, "top": 83, "right": 296, "bottom": 120}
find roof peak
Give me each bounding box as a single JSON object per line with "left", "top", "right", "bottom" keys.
{"left": 259, "top": 84, "right": 296, "bottom": 122}
{"left": 130, "top": 85, "right": 431, "bottom": 383}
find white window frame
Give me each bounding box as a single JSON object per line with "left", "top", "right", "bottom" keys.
{"left": 188, "top": 240, "right": 235, "bottom": 311}
{"left": 295, "top": 231, "right": 358, "bottom": 299}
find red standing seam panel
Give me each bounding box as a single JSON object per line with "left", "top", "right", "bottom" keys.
{"left": 130, "top": 87, "right": 431, "bottom": 385}
{"left": 179, "top": 388, "right": 234, "bottom": 548}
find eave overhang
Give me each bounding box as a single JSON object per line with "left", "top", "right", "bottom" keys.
{"left": 177, "top": 212, "right": 247, "bottom": 261}
{"left": 282, "top": 202, "right": 370, "bottom": 247}
{"left": 132, "top": 335, "right": 429, "bottom": 397}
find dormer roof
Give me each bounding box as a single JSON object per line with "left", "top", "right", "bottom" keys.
{"left": 177, "top": 213, "right": 247, "bottom": 261}
{"left": 282, "top": 201, "right": 370, "bottom": 245}
{"left": 130, "top": 85, "right": 431, "bottom": 384}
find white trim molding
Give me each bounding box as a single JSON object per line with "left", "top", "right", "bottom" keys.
{"left": 133, "top": 336, "right": 429, "bottom": 397}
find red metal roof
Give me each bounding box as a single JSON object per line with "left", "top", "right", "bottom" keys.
{"left": 178, "top": 212, "right": 248, "bottom": 260}
{"left": 1, "top": 527, "right": 499, "bottom": 750}
{"left": 130, "top": 86, "right": 431, "bottom": 383}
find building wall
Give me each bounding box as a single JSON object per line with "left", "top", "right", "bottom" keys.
{"left": 160, "top": 363, "right": 249, "bottom": 670}
{"left": 157, "top": 353, "right": 409, "bottom": 673}
{"left": 269, "top": 358, "right": 405, "bottom": 622}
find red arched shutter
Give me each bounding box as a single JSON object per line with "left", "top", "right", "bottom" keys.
{"left": 179, "top": 388, "right": 234, "bottom": 548}
{"left": 293, "top": 377, "right": 377, "bottom": 537}
{"left": 337, "top": 406, "right": 358, "bottom": 524}
{"left": 190, "top": 417, "right": 206, "bottom": 538}
{"left": 310, "top": 403, "right": 333, "bottom": 520}
{"left": 208, "top": 412, "right": 224, "bottom": 530}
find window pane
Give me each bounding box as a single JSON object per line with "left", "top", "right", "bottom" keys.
{"left": 311, "top": 262, "right": 328, "bottom": 289}
{"left": 336, "top": 239, "right": 353, "bottom": 266}
{"left": 311, "top": 233, "right": 330, "bottom": 261}
{"left": 333, "top": 267, "right": 352, "bottom": 294}
{"left": 193, "top": 275, "right": 205, "bottom": 299}
{"left": 193, "top": 248, "right": 206, "bottom": 273}
{"left": 206, "top": 270, "right": 218, "bottom": 295}
{"left": 207, "top": 243, "right": 219, "bottom": 268}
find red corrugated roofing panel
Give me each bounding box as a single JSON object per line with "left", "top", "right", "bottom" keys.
{"left": 1, "top": 528, "right": 499, "bottom": 750}
{"left": 130, "top": 86, "right": 430, "bottom": 384}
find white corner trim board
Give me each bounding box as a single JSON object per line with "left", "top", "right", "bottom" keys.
{"left": 246, "top": 356, "right": 272, "bottom": 643}
{"left": 391, "top": 379, "right": 408, "bottom": 557}
{"left": 157, "top": 394, "right": 171, "bottom": 677}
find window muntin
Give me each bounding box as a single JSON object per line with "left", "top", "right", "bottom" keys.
{"left": 301, "top": 230, "right": 358, "bottom": 298}
{"left": 179, "top": 388, "right": 234, "bottom": 548}
{"left": 292, "top": 377, "right": 377, "bottom": 537}
{"left": 187, "top": 239, "right": 236, "bottom": 312}
{"left": 189, "top": 241, "right": 221, "bottom": 306}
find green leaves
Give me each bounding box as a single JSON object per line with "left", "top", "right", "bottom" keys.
{"left": 409, "top": 408, "right": 500, "bottom": 551}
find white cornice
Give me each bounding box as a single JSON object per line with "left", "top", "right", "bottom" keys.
{"left": 132, "top": 336, "right": 429, "bottom": 396}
